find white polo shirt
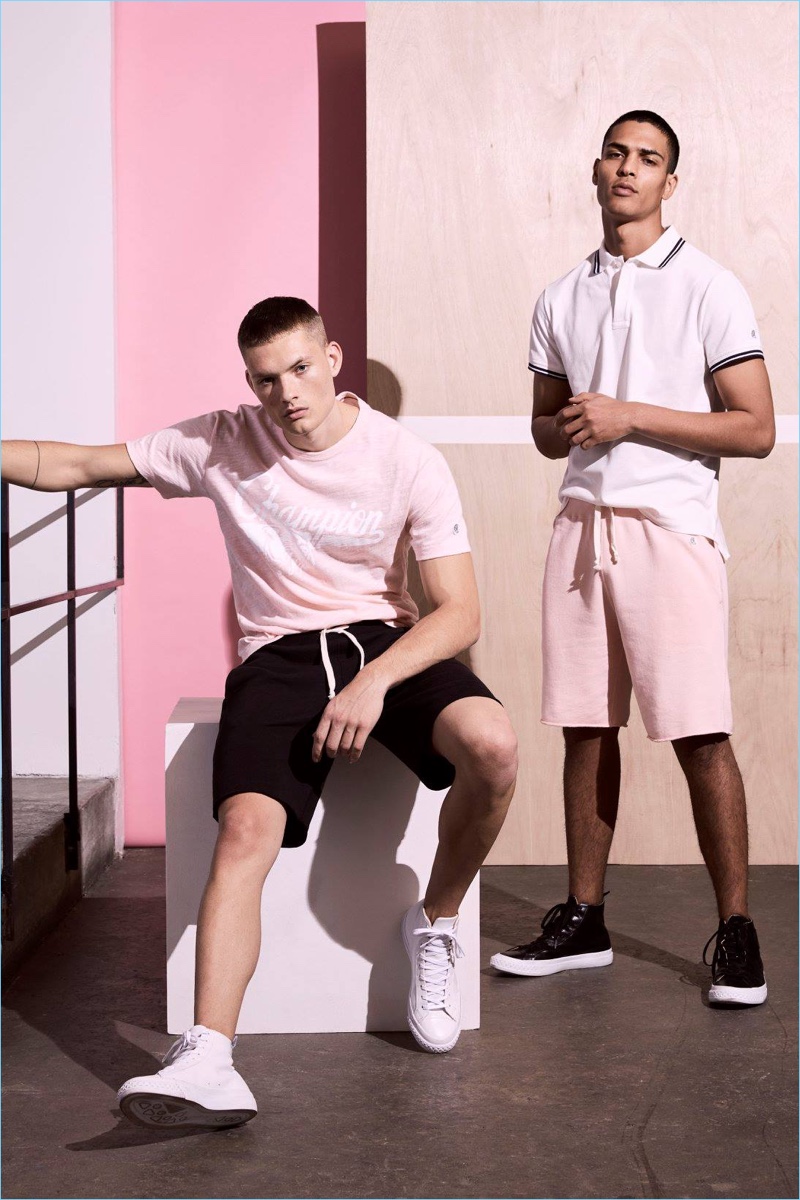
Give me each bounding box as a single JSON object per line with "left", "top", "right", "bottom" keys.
{"left": 528, "top": 225, "right": 765, "bottom": 557}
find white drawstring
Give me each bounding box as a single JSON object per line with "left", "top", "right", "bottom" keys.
{"left": 592, "top": 506, "right": 620, "bottom": 570}
{"left": 608, "top": 508, "right": 619, "bottom": 564}
{"left": 319, "top": 626, "right": 366, "bottom": 700}
{"left": 593, "top": 507, "right": 602, "bottom": 570}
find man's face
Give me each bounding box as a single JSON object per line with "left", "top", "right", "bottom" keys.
{"left": 243, "top": 326, "right": 342, "bottom": 443}
{"left": 592, "top": 120, "right": 677, "bottom": 221}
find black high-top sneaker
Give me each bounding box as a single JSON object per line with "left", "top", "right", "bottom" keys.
{"left": 490, "top": 895, "right": 613, "bottom": 976}
{"left": 703, "top": 915, "right": 768, "bottom": 1006}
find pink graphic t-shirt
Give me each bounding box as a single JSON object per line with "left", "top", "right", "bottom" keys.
{"left": 127, "top": 394, "right": 471, "bottom": 660}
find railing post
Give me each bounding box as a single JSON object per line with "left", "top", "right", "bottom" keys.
{"left": 2, "top": 482, "right": 128, "bottom": 935}
{"left": 1, "top": 482, "right": 13, "bottom": 939}
{"left": 116, "top": 486, "right": 124, "bottom": 581}
{"left": 64, "top": 492, "right": 80, "bottom": 872}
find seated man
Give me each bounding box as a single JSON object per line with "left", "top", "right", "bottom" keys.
{"left": 2, "top": 297, "right": 518, "bottom": 1128}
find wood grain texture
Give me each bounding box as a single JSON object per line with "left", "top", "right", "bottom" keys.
{"left": 368, "top": 1, "right": 798, "bottom": 863}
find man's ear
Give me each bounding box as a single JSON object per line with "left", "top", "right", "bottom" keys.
{"left": 662, "top": 173, "right": 678, "bottom": 201}
{"left": 592, "top": 158, "right": 600, "bottom": 186}
{"left": 327, "top": 340, "right": 343, "bottom": 379}
{"left": 245, "top": 369, "right": 256, "bottom": 395}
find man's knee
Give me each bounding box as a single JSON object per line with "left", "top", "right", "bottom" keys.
{"left": 563, "top": 725, "right": 620, "bottom": 750}
{"left": 215, "top": 793, "right": 286, "bottom": 873}
{"left": 672, "top": 731, "right": 732, "bottom": 770}
{"left": 456, "top": 714, "right": 518, "bottom": 792}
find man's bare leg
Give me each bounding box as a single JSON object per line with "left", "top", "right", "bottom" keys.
{"left": 194, "top": 792, "right": 287, "bottom": 1039}
{"left": 116, "top": 791, "right": 282, "bottom": 1125}
{"left": 672, "top": 733, "right": 749, "bottom": 919}
{"left": 489, "top": 726, "right": 618, "bottom": 976}
{"left": 423, "top": 696, "right": 518, "bottom": 919}
{"left": 672, "top": 734, "right": 767, "bottom": 1006}
{"left": 564, "top": 727, "right": 621, "bottom": 904}
{"left": 401, "top": 696, "right": 516, "bottom": 1051}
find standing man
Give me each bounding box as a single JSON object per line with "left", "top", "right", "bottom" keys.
{"left": 491, "top": 111, "right": 773, "bottom": 1006}
{"left": 2, "top": 297, "right": 518, "bottom": 1127}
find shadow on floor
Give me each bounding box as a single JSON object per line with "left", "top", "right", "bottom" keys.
{"left": 3, "top": 854, "right": 176, "bottom": 1153}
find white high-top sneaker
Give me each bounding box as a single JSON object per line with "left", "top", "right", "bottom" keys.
{"left": 401, "top": 901, "right": 464, "bottom": 1053}
{"left": 117, "top": 1025, "right": 258, "bottom": 1129}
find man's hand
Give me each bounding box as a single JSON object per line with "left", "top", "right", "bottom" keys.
{"left": 312, "top": 669, "right": 388, "bottom": 765}
{"left": 555, "top": 393, "right": 635, "bottom": 450}
{"left": 310, "top": 553, "right": 480, "bottom": 765}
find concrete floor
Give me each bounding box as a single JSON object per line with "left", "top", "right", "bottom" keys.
{"left": 2, "top": 851, "right": 796, "bottom": 1200}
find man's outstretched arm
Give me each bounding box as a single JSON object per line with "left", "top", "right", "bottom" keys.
{"left": 1, "top": 440, "right": 148, "bottom": 490}
{"left": 312, "top": 551, "right": 481, "bottom": 764}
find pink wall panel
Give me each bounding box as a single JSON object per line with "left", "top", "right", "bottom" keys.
{"left": 115, "top": 1, "right": 365, "bottom": 844}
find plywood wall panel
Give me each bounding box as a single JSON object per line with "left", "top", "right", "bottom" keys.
{"left": 368, "top": 1, "right": 798, "bottom": 863}
{"left": 723, "top": 451, "right": 799, "bottom": 864}
{"left": 368, "top": 2, "right": 797, "bottom": 413}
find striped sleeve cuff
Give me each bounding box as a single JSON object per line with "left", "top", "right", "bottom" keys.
{"left": 709, "top": 350, "right": 765, "bottom": 374}
{"left": 528, "top": 362, "right": 569, "bottom": 380}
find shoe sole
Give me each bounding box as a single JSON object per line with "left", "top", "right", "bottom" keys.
{"left": 119, "top": 1093, "right": 257, "bottom": 1130}
{"left": 709, "top": 980, "right": 768, "bottom": 1006}
{"left": 490, "top": 948, "right": 614, "bottom": 976}
{"left": 401, "top": 915, "right": 461, "bottom": 1054}
{"left": 406, "top": 1018, "right": 460, "bottom": 1054}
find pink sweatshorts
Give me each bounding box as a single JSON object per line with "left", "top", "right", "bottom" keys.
{"left": 541, "top": 499, "right": 732, "bottom": 741}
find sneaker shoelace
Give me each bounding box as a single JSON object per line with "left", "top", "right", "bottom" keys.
{"left": 161, "top": 1028, "right": 237, "bottom": 1067}
{"left": 162, "top": 1029, "right": 207, "bottom": 1066}
{"left": 528, "top": 901, "right": 575, "bottom": 950}
{"left": 702, "top": 921, "right": 749, "bottom": 972}
{"left": 513, "top": 892, "right": 608, "bottom": 953}
{"left": 413, "top": 926, "right": 464, "bottom": 1011}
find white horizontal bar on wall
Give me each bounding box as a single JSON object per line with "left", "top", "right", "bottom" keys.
{"left": 397, "top": 414, "right": 799, "bottom": 445}
{"left": 776, "top": 415, "right": 799, "bottom": 443}
{"left": 397, "top": 416, "right": 531, "bottom": 444}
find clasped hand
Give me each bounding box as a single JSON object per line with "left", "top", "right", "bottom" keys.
{"left": 312, "top": 670, "right": 387, "bottom": 765}
{"left": 554, "top": 393, "right": 635, "bottom": 450}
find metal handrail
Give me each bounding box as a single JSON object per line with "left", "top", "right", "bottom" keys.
{"left": 0, "top": 481, "right": 126, "bottom": 941}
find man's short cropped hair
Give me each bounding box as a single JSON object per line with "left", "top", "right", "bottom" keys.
{"left": 237, "top": 297, "right": 328, "bottom": 353}
{"left": 601, "top": 110, "right": 680, "bottom": 174}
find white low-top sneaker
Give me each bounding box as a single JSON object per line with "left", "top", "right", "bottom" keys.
{"left": 402, "top": 900, "right": 464, "bottom": 1053}
{"left": 116, "top": 1024, "right": 257, "bottom": 1129}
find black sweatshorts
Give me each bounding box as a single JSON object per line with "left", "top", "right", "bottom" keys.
{"left": 212, "top": 620, "right": 500, "bottom": 847}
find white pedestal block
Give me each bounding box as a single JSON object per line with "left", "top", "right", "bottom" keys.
{"left": 165, "top": 699, "right": 480, "bottom": 1035}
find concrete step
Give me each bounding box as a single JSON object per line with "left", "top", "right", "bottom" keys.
{"left": 2, "top": 776, "right": 117, "bottom": 982}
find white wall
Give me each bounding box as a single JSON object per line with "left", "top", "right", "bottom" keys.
{"left": 1, "top": 3, "right": 120, "bottom": 834}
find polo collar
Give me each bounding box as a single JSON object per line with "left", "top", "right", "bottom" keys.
{"left": 592, "top": 226, "right": 685, "bottom": 275}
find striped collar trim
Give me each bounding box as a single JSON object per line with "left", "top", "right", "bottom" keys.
{"left": 657, "top": 236, "right": 685, "bottom": 268}
{"left": 593, "top": 227, "right": 685, "bottom": 273}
